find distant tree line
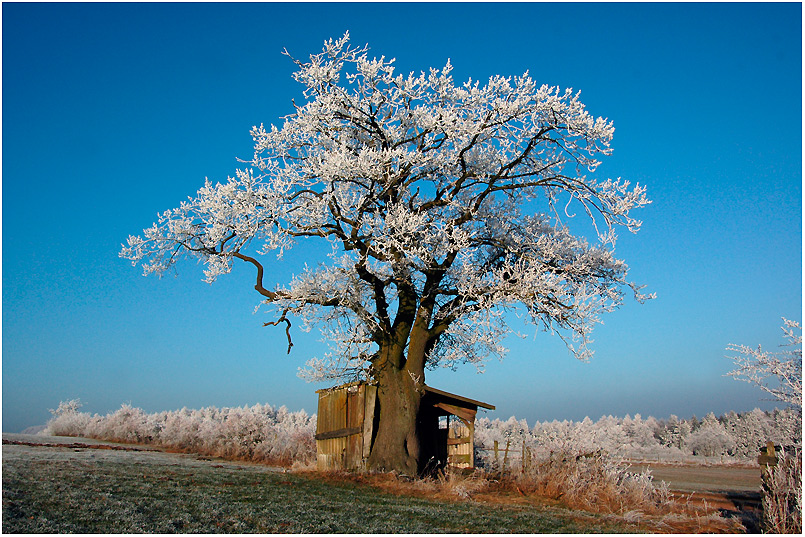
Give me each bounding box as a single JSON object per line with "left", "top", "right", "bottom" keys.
{"left": 475, "top": 407, "right": 801, "bottom": 465}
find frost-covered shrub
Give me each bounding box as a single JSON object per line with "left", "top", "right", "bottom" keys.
{"left": 83, "top": 404, "right": 153, "bottom": 443}
{"left": 43, "top": 399, "right": 92, "bottom": 437}
{"left": 685, "top": 426, "right": 735, "bottom": 457}
{"left": 159, "top": 407, "right": 205, "bottom": 452}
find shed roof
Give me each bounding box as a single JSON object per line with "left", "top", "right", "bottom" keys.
{"left": 315, "top": 382, "right": 495, "bottom": 411}
{"left": 423, "top": 385, "right": 495, "bottom": 410}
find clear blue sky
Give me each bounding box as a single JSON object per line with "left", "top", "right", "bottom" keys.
{"left": 3, "top": 2, "right": 802, "bottom": 432}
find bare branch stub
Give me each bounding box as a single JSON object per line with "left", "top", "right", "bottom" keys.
{"left": 265, "top": 312, "right": 294, "bottom": 354}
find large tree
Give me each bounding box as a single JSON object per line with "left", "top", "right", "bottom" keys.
{"left": 122, "top": 34, "right": 651, "bottom": 474}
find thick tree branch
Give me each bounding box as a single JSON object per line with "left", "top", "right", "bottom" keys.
{"left": 231, "top": 252, "right": 277, "bottom": 300}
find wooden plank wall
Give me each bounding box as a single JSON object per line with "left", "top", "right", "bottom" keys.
{"left": 316, "top": 388, "right": 347, "bottom": 436}
{"left": 316, "top": 388, "right": 348, "bottom": 470}
{"left": 316, "top": 384, "right": 373, "bottom": 471}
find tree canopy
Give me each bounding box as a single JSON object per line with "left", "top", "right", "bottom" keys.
{"left": 122, "top": 32, "right": 651, "bottom": 384}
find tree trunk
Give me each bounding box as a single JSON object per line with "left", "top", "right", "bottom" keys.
{"left": 365, "top": 295, "right": 432, "bottom": 475}
{"left": 366, "top": 365, "right": 423, "bottom": 475}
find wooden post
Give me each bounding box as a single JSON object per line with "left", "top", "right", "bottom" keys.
{"left": 758, "top": 441, "right": 779, "bottom": 487}
{"left": 503, "top": 439, "right": 510, "bottom": 471}
{"left": 522, "top": 441, "right": 530, "bottom": 473}
{"left": 521, "top": 440, "right": 525, "bottom": 473}
{"left": 494, "top": 440, "right": 499, "bottom": 465}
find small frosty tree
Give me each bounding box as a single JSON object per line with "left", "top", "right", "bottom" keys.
{"left": 122, "top": 34, "right": 651, "bottom": 474}
{"left": 727, "top": 319, "right": 803, "bottom": 411}
{"left": 728, "top": 323, "right": 802, "bottom": 532}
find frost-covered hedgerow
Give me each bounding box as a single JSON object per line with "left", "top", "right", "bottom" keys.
{"left": 43, "top": 400, "right": 316, "bottom": 466}
{"left": 43, "top": 399, "right": 797, "bottom": 468}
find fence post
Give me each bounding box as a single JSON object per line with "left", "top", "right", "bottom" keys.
{"left": 759, "top": 441, "right": 779, "bottom": 487}
{"left": 523, "top": 442, "right": 530, "bottom": 473}
{"left": 494, "top": 440, "right": 499, "bottom": 465}
{"left": 521, "top": 440, "right": 525, "bottom": 473}
{"left": 503, "top": 439, "right": 510, "bottom": 471}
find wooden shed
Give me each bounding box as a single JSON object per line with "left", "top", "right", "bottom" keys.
{"left": 314, "top": 382, "right": 494, "bottom": 473}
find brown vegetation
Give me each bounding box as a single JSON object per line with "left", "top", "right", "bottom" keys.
{"left": 761, "top": 447, "right": 802, "bottom": 533}
{"left": 310, "top": 452, "right": 748, "bottom": 533}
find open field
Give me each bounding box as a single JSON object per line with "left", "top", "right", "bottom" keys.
{"left": 3, "top": 434, "right": 645, "bottom": 534}
{"left": 626, "top": 463, "right": 763, "bottom": 533}
{"left": 630, "top": 462, "right": 761, "bottom": 493}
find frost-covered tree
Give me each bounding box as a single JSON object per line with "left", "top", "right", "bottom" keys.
{"left": 622, "top": 414, "right": 655, "bottom": 447}
{"left": 685, "top": 412, "right": 735, "bottom": 457}
{"left": 727, "top": 319, "right": 802, "bottom": 411}
{"left": 121, "top": 34, "right": 651, "bottom": 474}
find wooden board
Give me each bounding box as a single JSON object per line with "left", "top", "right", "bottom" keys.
{"left": 447, "top": 422, "right": 473, "bottom": 469}
{"left": 362, "top": 384, "right": 377, "bottom": 459}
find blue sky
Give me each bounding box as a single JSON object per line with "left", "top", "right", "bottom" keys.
{"left": 2, "top": 2, "right": 801, "bottom": 433}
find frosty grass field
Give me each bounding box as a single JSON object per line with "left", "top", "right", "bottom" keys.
{"left": 3, "top": 434, "right": 639, "bottom": 534}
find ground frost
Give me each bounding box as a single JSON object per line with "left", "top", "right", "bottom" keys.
{"left": 3, "top": 435, "right": 638, "bottom": 533}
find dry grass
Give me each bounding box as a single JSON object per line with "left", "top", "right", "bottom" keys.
{"left": 499, "top": 451, "right": 672, "bottom": 514}
{"left": 761, "top": 447, "right": 802, "bottom": 533}
{"left": 311, "top": 453, "right": 747, "bottom": 534}
{"left": 492, "top": 452, "right": 748, "bottom": 533}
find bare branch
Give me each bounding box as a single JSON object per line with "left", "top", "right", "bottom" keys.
{"left": 231, "top": 252, "right": 277, "bottom": 300}
{"left": 264, "top": 310, "right": 294, "bottom": 354}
